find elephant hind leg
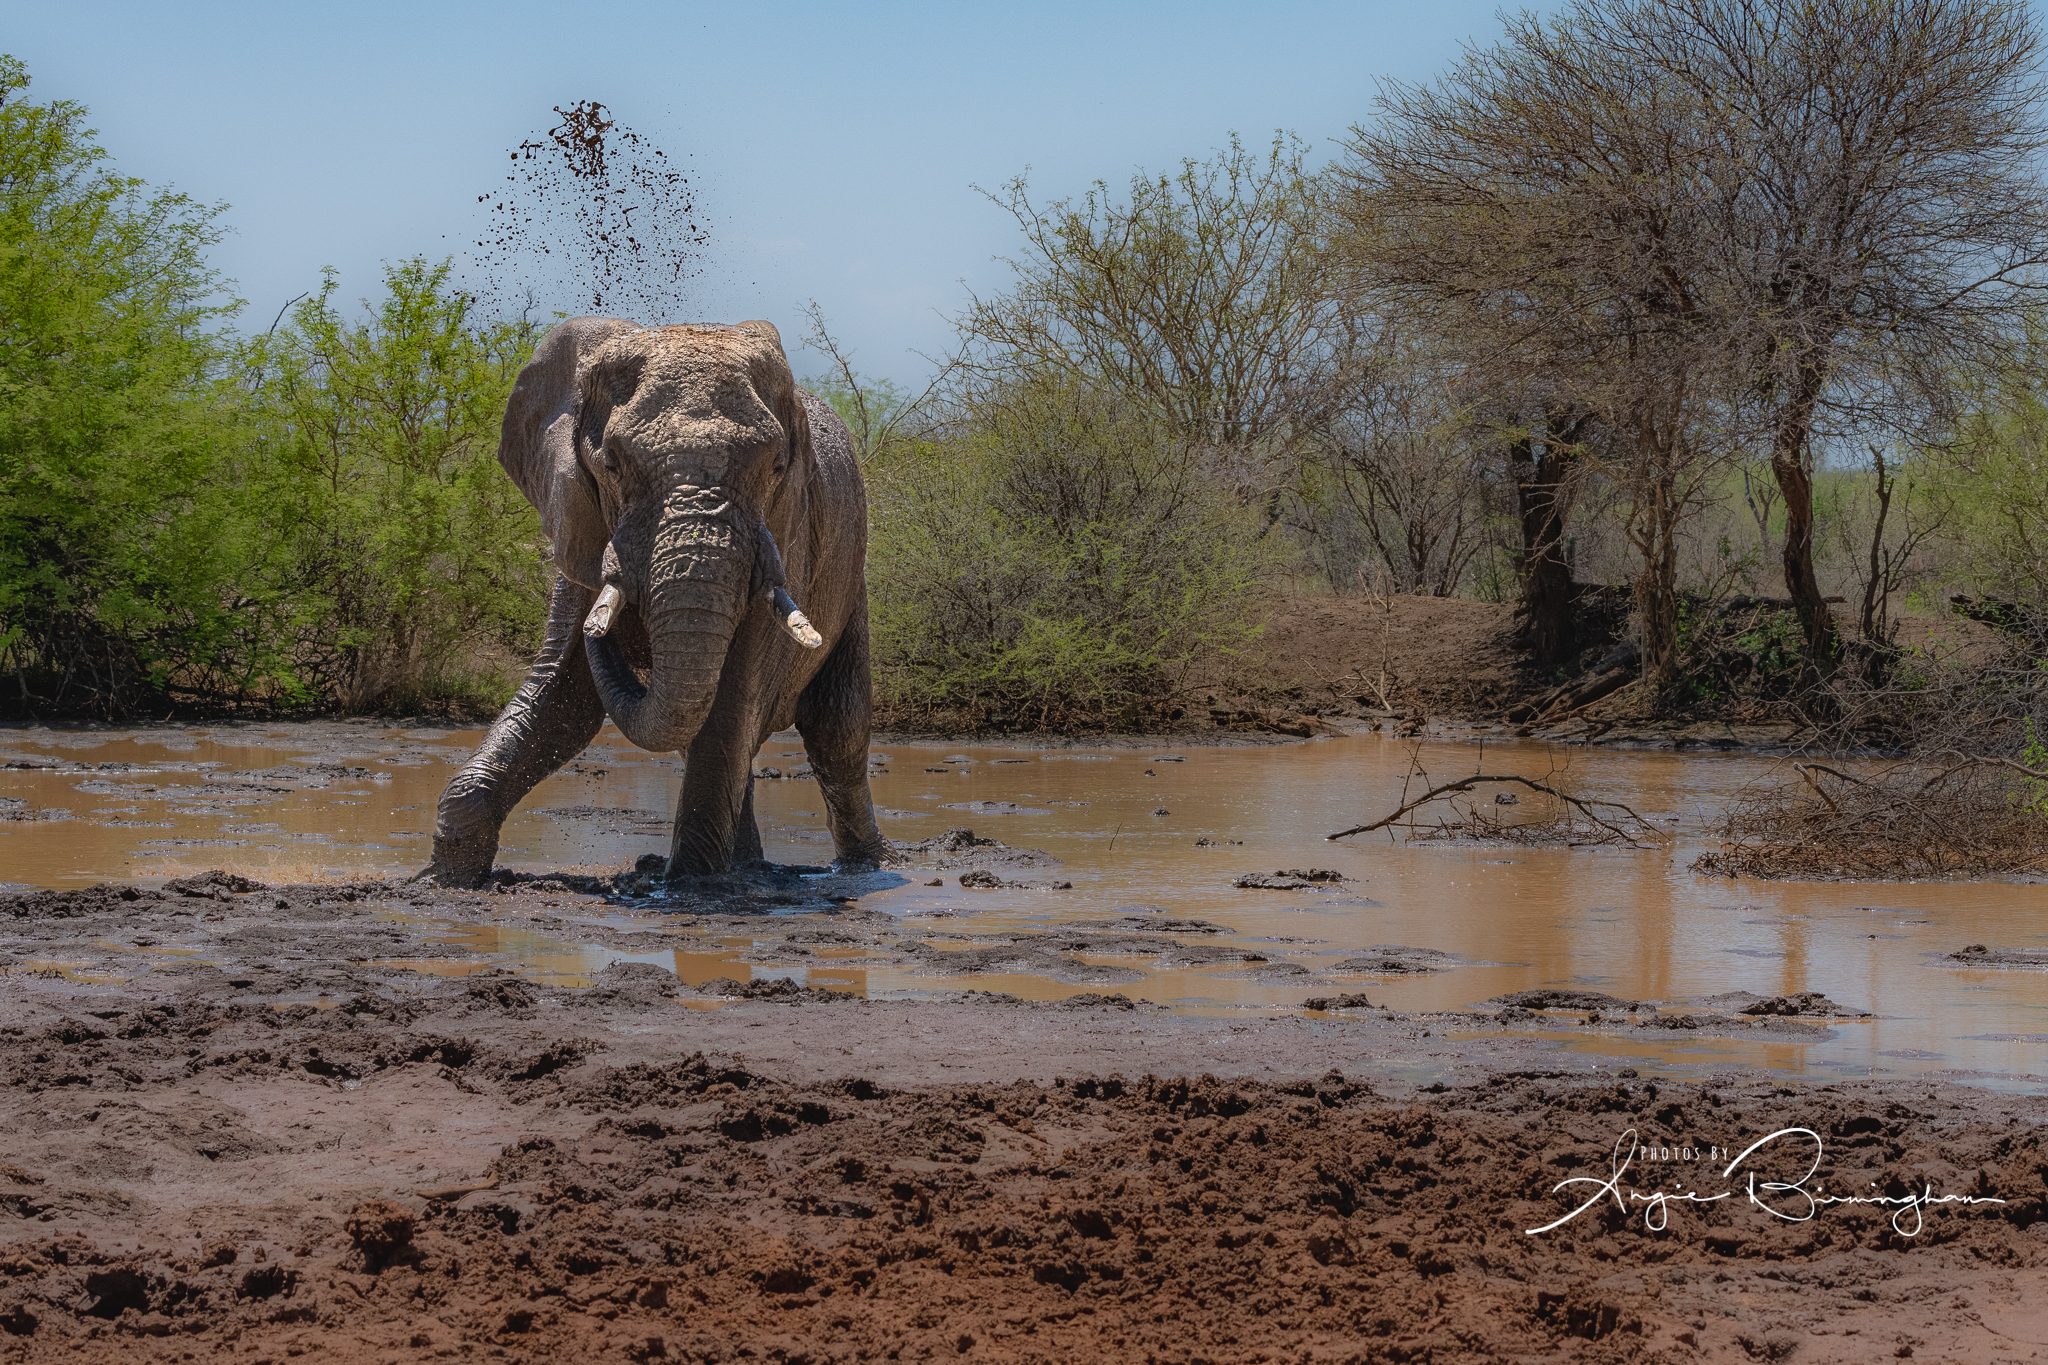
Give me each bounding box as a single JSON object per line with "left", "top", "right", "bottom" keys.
{"left": 794, "top": 606, "right": 887, "bottom": 869}
{"left": 431, "top": 575, "right": 606, "bottom": 886}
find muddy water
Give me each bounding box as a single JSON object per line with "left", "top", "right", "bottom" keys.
{"left": 4, "top": 721, "right": 2046, "bottom": 1086}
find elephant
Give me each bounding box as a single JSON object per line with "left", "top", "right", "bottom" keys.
{"left": 427, "top": 317, "right": 887, "bottom": 886}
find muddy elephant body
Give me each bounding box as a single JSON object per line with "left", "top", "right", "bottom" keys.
{"left": 429, "top": 318, "right": 886, "bottom": 886}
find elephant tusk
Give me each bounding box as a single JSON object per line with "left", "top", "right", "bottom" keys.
{"left": 585, "top": 583, "right": 624, "bottom": 638}
{"left": 771, "top": 586, "right": 823, "bottom": 649}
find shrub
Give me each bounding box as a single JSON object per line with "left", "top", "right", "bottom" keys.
{"left": 863, "top": 376, "right": 1269, "bottom": 730}
{"left": 235, "top": 261, "right": 545, "bottom": 712}
{"left": 0, "top": 55, "right": 246, "bottom": 716}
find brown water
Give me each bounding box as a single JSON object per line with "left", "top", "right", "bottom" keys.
{"left": 4, "top": 721, "right": 2045, "bottom": 1086}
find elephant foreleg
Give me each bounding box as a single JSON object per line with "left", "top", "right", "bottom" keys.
{"left": 733, "top": 775, "right": 765, "bottom": 867}
{"left": 795, "top": 605, "right": 888, "bottom": 869}
{"left": 667, "top": 715, "right": 759, "bottom": 879}
{"left": 430, "top": 575, "right": 605, "bottom": 886}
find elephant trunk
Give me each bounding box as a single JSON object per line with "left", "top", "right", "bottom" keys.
{"left": 584, "top": 500, "right": 746, "bottom": 752}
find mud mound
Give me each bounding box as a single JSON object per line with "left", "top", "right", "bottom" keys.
{"left": 692, "top": 976, "right": 854, "bottom": 1004}
{"left": 1333, "top": 945, "right": 1459, "bottom": 975}
{"left": 956, "top": 868, "right": 1071, "bottom": 890}
{"left": 162, "top": 869, "right": 266, "bottom": 899}
{"left": 1739, "top": 992, "right": 1870, "bottom": 1018}
{"left": 1951, "top": 943, "right": 2048, "bottom": 969}
{"left": 894, "top": 827, "right": 1058, "bottom": 870}
{"left": 1303, "top": 992, "right": 1378, "bottom": 1010}
{"left": 1489, "top": 988, "right": 1650, "bottom": 1013}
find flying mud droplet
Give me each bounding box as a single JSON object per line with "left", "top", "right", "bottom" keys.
{"left": 470, "top": 100, "right": 711, "bottom": 321}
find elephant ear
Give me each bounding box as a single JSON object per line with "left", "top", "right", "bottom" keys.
{"left": 733, "top": 320, "right": 812, "bottom": 475}
{"left": 498, "top": 316, "right": 639, "bottom": 589}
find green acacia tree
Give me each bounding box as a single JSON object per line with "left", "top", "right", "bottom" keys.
{"left": 237, "top": 260, "right": 546, "bottom": 711}
{"left": 0, "top": 54, "right": 245, "bottom": 715}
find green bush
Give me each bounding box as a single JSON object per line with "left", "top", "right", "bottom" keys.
{"left": 236, "top": 261, "right": 545, "bottom": 712}
{"left": 0, "top": 55, "right": 248, "bottom": 716}
{"left": 861, "top": 376, "right": 1270, "bottom": 730}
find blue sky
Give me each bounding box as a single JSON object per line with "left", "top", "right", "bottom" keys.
{"left": 14, "top": 1, "right": 1542, "bottom": 387}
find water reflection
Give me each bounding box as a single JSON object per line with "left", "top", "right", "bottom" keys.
{"left": 3, "top": 721, "right": 2046, "bottom": 1085}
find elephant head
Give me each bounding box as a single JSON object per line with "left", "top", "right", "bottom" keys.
{"left": 499, "top": 317, "right": 820, "bottom": 753}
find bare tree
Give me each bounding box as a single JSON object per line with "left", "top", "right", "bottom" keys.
{"left": 1315, "top": 325, "right": 1492, "bottom": 596}
{"left": 1585, "top": 0, "right": 2048, "bottom": 678}
{"left": 1335, "top": 6, "right": 1749, "bottom": 688}
{"left": 959, "top": 134, "right": 1348, "bottom": 510}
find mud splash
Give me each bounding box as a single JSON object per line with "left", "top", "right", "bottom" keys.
{"left": 3, "top": 721, "right": 2046, "bottom": 1089}
{"left": 470, "top": 99, "right": 710, "bottom": 319}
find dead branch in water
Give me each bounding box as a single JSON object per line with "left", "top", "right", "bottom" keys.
{"left": 1327, "top": 772, "right": 1661, "bottom": 847}
{"left": 1697, "top": 757, "right": 2048, "bottom": 879}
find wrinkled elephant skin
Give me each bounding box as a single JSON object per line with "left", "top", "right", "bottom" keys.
{"left": 429, "top": 319, "right": 886, "bottom": 886}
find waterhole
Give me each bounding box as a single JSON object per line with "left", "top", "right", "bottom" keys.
{"left": 3, "top": 721, "right": 2043, "bottom": 1088}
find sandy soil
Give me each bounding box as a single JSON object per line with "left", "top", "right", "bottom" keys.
{"left": 3, "top": 874, "right": 2044, "bottom": 1363}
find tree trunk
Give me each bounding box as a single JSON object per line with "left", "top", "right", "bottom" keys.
{"left": 1769, "top": 366, "right": 1839, "bottom": 679}
{"left": 1509, "top": 414, "right": 1583, "bottom": 668}
{"left": 1634, "top": 498, "right": 1681, "bottom": 694}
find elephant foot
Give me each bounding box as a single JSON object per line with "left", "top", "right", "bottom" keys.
{"left": 427, "top": 835, "right": 496, "bottom": 889}
{"left": 832, "top": 837, "right": 894, "bottom": 873}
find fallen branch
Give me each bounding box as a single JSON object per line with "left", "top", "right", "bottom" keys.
{"left": 1503, "top": 660, "right": 1635, "bottom": 725}
{"left": 1697, "top": 756, "right": 2048, "bottom": 879}
{"left": 1327, "top": 775, "right": 1659, "bottom": 846}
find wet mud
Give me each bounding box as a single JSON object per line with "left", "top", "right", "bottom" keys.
{"left": 5, "top": 725, "right": 2048, "bottom": 1358}
{"left": 1, "top": 871, "right": 2045, "bottom": 1362}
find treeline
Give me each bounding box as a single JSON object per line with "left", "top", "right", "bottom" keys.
{"left": 833, "top": 0, "right": 2048, "bottom": 749}
{"left": 6, "top": 2, "right": 2048, "bottom": 750}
